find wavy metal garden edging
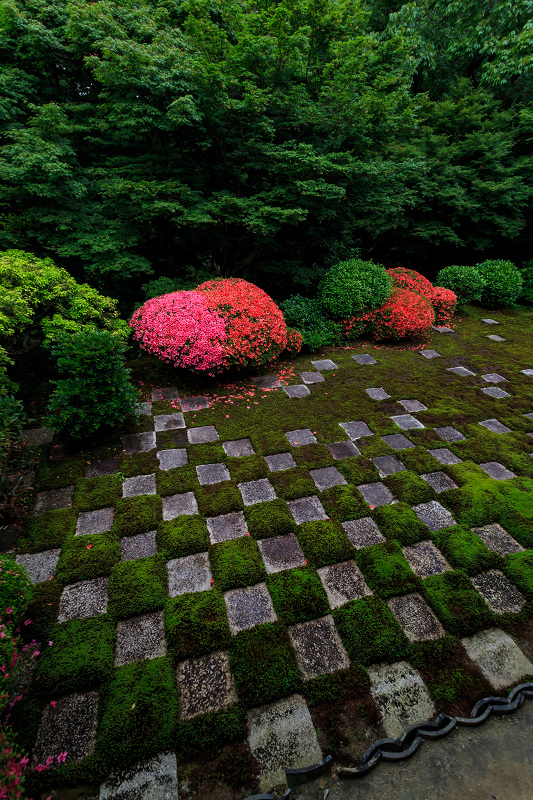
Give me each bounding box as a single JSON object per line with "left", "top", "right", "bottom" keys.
{"left": 244, "top": 682, "right": 533, "bottom": 799}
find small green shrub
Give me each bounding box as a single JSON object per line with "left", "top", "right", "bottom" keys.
{"left": 210, "top": 537, "right": 266, "bottom": 591}
{"left": 372, "top": 503, "right": 429, "bottom": 546}
{"left": 18, "top": 507, "right": 76, "bottom": 552}
{"left": 296, "top": 520, "right": 354, "bottom": 567}
{"left": 73, "top": 474, "right": 121, "bottom": 512}
{"left": 113, "top": 495, "right": 161, "bottom": 537}
{"left": 279, "top": 295, "right": 343, "bottom": 348}
{"left": 270, "top": 468, "right": 316, "bottom": 500}
{"left": 196, "top": 484, "right": 244, "bottom": 516}
{"left": 519, "top": 259, "right": 533, "bottom": 305}
{"left": 244, "top": 499, "right": 295, "bottom": 539}
{"left": 55, "top": 532, "right": 120, "bottom": 583}
{"left": 156, "top": 516, "right": 209, "bottom": 559}
{"left": 356, "top": 540, "right": 420, "bottom": 598}
{"left": 333, "top": 596, "right": 408, "bottom": 665}
{"left": 165, "top": 590, "right": 231, "bottom": 662}
{"left": 423, "top": 570, "right": 493, "bottom": 636}
{"left": 436, "top": 265, "right": 486, "bottom": 305}
{"left": 108, "top": 555, "right": 168, "bottom": 618}
{"left": 431, "top": 525, "right": 499, "bottom": 574}
{"left": 0, "top": 554, "right": 33, "bottom": 623}
{"left": 267, "top": 567, "right": 329, "bottom": 625}
{"left": 320, "top": 485, "right": 368, "bottom": 521}
{"left": 475, "top": 259, "right": 523, "bottom": 307}
{"left": 319, "top": 259, "right": 392, "bottom": 318}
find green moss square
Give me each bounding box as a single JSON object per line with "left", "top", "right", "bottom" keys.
{"left": 423, "top": 571, "right": 493, "bottom": 637}
{"left": 156, "top": 516, "right": 209, "bottom": 559}
{"left": 270, "top": 468, "right": 315, "bottom": 500}
{"left": 20, "top": 581, "right": 61, "bottom": 642}
{"left": 35, "top": 455, "right": 85, "bottom": 491}
{"left": 34, "top": 615, "right": 115, "bottom": 694}
{"left": 113, "top": 495, "right": 162, "bottom": 537}
{"left": 230, "top": 622, "right": 302, "bottom": 708}
{"left": 293, "top": 444, "right": 334, "bottom": 470}
{"left": 399, "top": 447, "right": 443, "bottom": 474}
{"left": 372, "top": 503, "right": 430, "bottom": 546}
{"left": 337, "top": 457, "right": 379, "bottom": 487}
{"left": 156, "top": 465, "right": 197, "bottom": 497}
{"left": 320, "top": 485, "right": 368, "bottom": 522}
{"left": 227, "top": 456, "right": 268, "bottom": 483}
{"left": 296, "top": 520, "right": 354, "bottom": 568}
{"left": 356, "top": 541, "right": 420, "bottom": 598}
{"left": 55, "top": 532, "right": 120, "bottom": 583}
{"left": 210, "top": 537, "right": 266, "bottom": 591}
{"left": 196, "top": 483, "right": 244, "bottom": 517}
{"left": 176, "top": 706, "right": 246, "bottom": 755}
{"left": 73, "top": 474, "right": 121, "bottom": 513}
{"left": 503, "top": 551, "right": 533, "bottom": 600}
{"left": 333, "top": 597, "right": 408, "bottom": 666}
{"left": 431, "top": 525, "right": 499, "bottom": 575}
{"left": 251, "top": 431, "right": 292, "bottom": 456}
{"left": 108, "top": 555, "right": 168, "bottom": 619}
{"left": 18, "top": 508, "right": 76, "bottom": 553}
{"left": 356, "top": 438, "right": 394, "bottom": 458}
{"left": 266, "top": 567, "right": 329, "bottom": 625}
{"left": 244, "top": 499, "right": 295, "bottom": 539}
{"left": 188, "top": 442, "right": 226, "bottom": 465}
{"left": 165, "top": 590, "right": 231, "bottom": 662}
{"left": 384, "top": 470, "right": 433, "bottom": 505}
{"left": 120, "top": 451, "right": 159, "bottom": 478}
{"left": 97, "top": 657, "right": 178, "bottom": 767}
{"left": 443, "top": 460, "right": 490, "bottom": 488}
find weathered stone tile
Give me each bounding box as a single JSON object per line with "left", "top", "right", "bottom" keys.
{"left": 167, "top": 552, "right": 212, "bottom": 597}
{"left": 162, "top": 492, "right": 197, "bottom": 521}
{"left": 368, "top": 661, "right": 435, "bottom": 739}
{"left": 222, "top": 438, "right": 255, "bottom": 457}
{"left": 85, "top": 458, "right": 119, "bottom": 478}
{"left": 521, "top": 369, "right": 533, "bottom": 377}
{"left": 239, "top": 478, "right": 277, "bottom": 505}
{"left": 428, "top": 448, "right": 463, "bottom": 465}
{"left": 310, "top": 466, "right": 347, "bottom": 492}
{"left": 432, "top": 326, "right": 453, "bottom": 333}
{"left": 352, "top": 354, "right": 377, "bottom": 365}
{"left": 33, "top": 486, "right": 74, "bottom": 516}
{"left": 258, "top": 534, "right": 305, "bottom": 574}
{"left": 481, "top": 373, "right": 508, "bottom": 383}
{"left": 420, "top": 471, "right": 458, "bottom": 493}
{"left": 447, "top": 366, "right": 475, "bottom": 377}
{"left": 16, "top": 549, "right": 61, "bottom": 583}
{"left": 311, "top": 359, "right": 338, "bottom": 370}
{"left": 461, "top": 628, "right": 533, "bottom": 689}
{"left": 365, "top": 387, "right": 391, "bottom": 400}
{"left": 434, "top": 426, "right": 465, "bottom": 442}
{"left": 388, "top": 594, "right": 445, "bottom": 642}
{"left": 76, "top": 507, "right": 114, "bottom": 536}
{"left": 288, "top": 615, "right": 349, "bottom": 680}
{"left": 283, "top": 385, "right": 311, "bottom": 398}
{"left": 357, "top": 482, "right": 394, "bottom": 507}
{"left": 327, "top": 441, "right": 361, "bottom": 459}
{"left": 178, "top": 651, "right": 237, "bottom": 720}
{"left": 120, "top": 531, "right": 157, "bottom": 562}
{"left": 391, "top": 414, "right": 425, "bottom": 431}
{"left": 151, "top": 387, "right": 179, "bottom": 402}
{"left": 523, "top": 413, "right": 533, "bottom": 421}
{"left": 32, "top": 692, "right": 99, "bottom": 769}
{"left": 154, "top": 413, "right": 186, "bottom": 432}
{"left": 180, "top": 396, "right": 209, "bottom": 411}
{"left": 317, "top": 561, "right": 372, "bottom": 609}
{"left": 288, "top": 496, "right": 328, "bottom": 525}
{"left": 478, "top": 419, "right": 512, "bottom": 434}
{"left": 481, "top": 386, "right": 511, "bottom": 398}
{"left": 187, "top": 426, "right": 219, "bottom": 444}
{"left": 156, "top": 448, "right": 187, "bottom": 471}
{"left": 479, "top": 462, "right": 516, "bottom": 480}
{"left": 122, "top": 473, "right": 156, "bottom": 498}
{"left": 224, "top": 583, "right": 277, "bottom": 634}
{"left": 413, "top": 500, "right": 456, "bottom": 531}
{"left": 340, "top": 420, "right": 373, "bottom": 439}
{"left": 472, "top": 523, "right": 524, "bottom": 556}
{"left": 372, "top": 455, "right": 406, "bottom": 478}
{"left": 342, "top": 517, "right": 385, "bottom": 549}
{"left": 380, "top": 434, "right": 415, "bottom": 450}
{"left": 122, "top": 432, "right": 156, "bottom": 455}
{"left": 265, "top": 452, "right": 297, "bottom": 472}
{"left": 206, "top": 511, "right": 247, "bottom": 544}
{"left": 487, "top": 334, "right": 505, "bottom": 341}
{"left": 135, "top": 401, "right": 152, "bottom": 416}
{"left": 482, "top": 318, "right": 499, "bottom": 325}
{"left": 399, "top": 400, "right": 427, "bottom": 413}
{"left": 471, "top": 570, "right": 525, "bottom": 614}
{"left": 21, "top": 427, "right": 55, "bottom": 446}
{"left": 114, "top": 611, "right": 166, "bottom": 666}
{"left": 285, "top": 429, "right": 317, "bottom": 446}
{"left": 300, "top": 371, "right": 325, "bottom": 384}
{"left": 253, "top": 374, "right": 282, "bottom": 389}
{"left": 58, "top": 578, "right": 109, "bottom": 623}
{"left": 196, "top": 463, "right": 231, "bottom": 485}
{"left": 420, "top": 349, "right": 441, "bottom": 359}
{"left": 247, "top": 695, "right": 322, "bottom": 792}
{"left": 402, "top": 540, "right": 451, "bottom": 578}
{"left": 99, "top": 752, "right": 178, "bottom": 800}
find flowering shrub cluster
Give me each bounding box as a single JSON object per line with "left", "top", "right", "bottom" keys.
{"left": 361, "top": 288, "right": 436, "bottom": 341}
{"left": 285, "top": 327, "right": 304, "bottom": 354}
{"left": 387, "top": 267, "right": 435, "bottom": 301}
{"left": 432, "top": 287, "right": 457, "bottom": 324}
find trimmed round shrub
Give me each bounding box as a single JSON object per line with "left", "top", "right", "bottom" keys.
{"left": 319, "top": 259, "right": 392, "bottom": 318}
{"left": 364, "top": 287, "right": 435, "bottom": 341}
{"left": 387, "top": 267, "right": 434, "bottom": 301}
{"left": 435, "top": 265, "right": 486, "bottom": 305}
{"left": 519, "top": 260, "right": 533, "bottom": 305}
{"left": 280, "top": 295, "right": 343, "bottom": 349}
{"left": 475, "top": 259, "right": 523, "bottom": 307}
{"left": 432, "top": 287, "right": 457, "bottom": 324}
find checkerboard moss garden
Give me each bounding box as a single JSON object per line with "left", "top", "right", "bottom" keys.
{"left": 4, "top": 265, "right": 533, "bottom": 799}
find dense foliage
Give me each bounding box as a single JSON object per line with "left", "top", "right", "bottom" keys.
{"left": 0, "top": 395, "right": 36, "bottom": 522}
{"left": 435, "top": 265, "right": 487, "bottom": 305}
{"left": 319, "top": 259, "right": 392, "bottom": 318}
{"left": 475, "top": 259, "right": 523, "bottom": 307}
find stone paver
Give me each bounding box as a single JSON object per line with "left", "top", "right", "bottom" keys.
{"left": 122, "top": 432, "right": 156, "bottom": 455}
{"left": 380, "top": 434, "right": 415, "bottom": 450}
{"left": 85, "top": 458, "right": 119, "bottom": 478}
{"left": 472, "top": 523, "right": 524, "bottom": 556}
{"left": 479, "top": 419, "right": 512, "bottom": 434}
{"left": 206, "top": 511, "right": 248, "bottom": 544}
{"left": 76, "top": 507, "right": 114, "bottom": 536}
{"left": 482, "top": 387, "right": 511, "bottom": 398}
{"left": 487, "top": 334, "right": 505, "bottom": 341}
{"left": 524, "top": 413, "right": 533, "bottom": 421}
{"left": 32, "top": 692, "right": 99, "bottom": 769}
{"left": 420, "top": 349, "right": 441, "bottom": 359}
{"left": 239, "top": 478, "right": 277, "bottom": 506}
{"left": 21, "top": 427, "right": 55, "bottom": 446}
{"left": 288, "top": 615, "right": 349, "bottom": 680}
{"left": 482, "top": 318, "right": 499, "bottom": 325}
{"left": 283, "top": 385, "right": 311, "bottom": 398}
{"left": 471, "top": 570, "right": 525, "bottom": 614}
{"left": 157, "top": 449, "right": 187, "bottom": 470}
{"left": 399, "top": 400, "right": 427, "bottom": 412}
{"left": 432, "top": 326, "right": 453, "bottom": 333}
{"left": 196, "top": 463, "right": 230, "bottom": 485}
{"left": 177, "top": 651, "right": 237, "bottom": 720}
{"left": 461, "top": 629, "right": 533, "bottom": 690}
{"left": 224, "top": 583, "right": 277, "bottom": 634}
{"left": 421, "top": 471, "right": 458, "bottom": 493}
{"left": 115, "top": 611, "right": 166, "bottom": 666}
{"left": 120, "top": 531, "right": 157, "bottom": 562}
{"left": 222, "top": 438, "right": 255, "bottom": 457}
{"left": 167, "top": 552, "right": 212, "bottom": 597}
{"left": 353, "top": 354, "right": 377, "bottom": 365}
{"left": 287, "top": 496, "right": 328, "bottom": 525}
{"left": 33, "top": 486, "right": 74, "bottom": 516}
{"left": 265, "top": 452, "right": 297, "bottom": 472}
{"left": 16, "top": 550, "right": 60, "bottom": 583}
{"left": 99, "top": 752, "right": 178, "bottom": 800}
{"left": 402, "top": 540, "right": 451, "bottom": 578}
{"left": 154, "top": 413, "right": 186, "bottom": 432}
{"left": 135, "top": 401, "right": 152, "bottom": 416}
{"left": 428, "top": 448, "right": 463, "bottom": 465}
{"left": 372, "top": 455, "right": 406, "bottom": 478}
{"left": 310, "top": 466, "right": 347, "bottom": 492}
{"left": 300, "top": 371, "right": 325, "bottom": 384}
{"left": 521, "top": 369, "right": 533, "bottom": 377}
{"left": 481, "top": 373, "right": 508, "bottom": 383}
{"left": 247, "top": 695, "right": 322, "bottom": 792}
{"left": 391, "top": 414, "right": 425, "bottom": 431}
{"left": 180, "top": 396, "right": 209, "bottom": 412}
{"left": 342, "top": 517, "right": 385, "bottom": 549}
{"left": 253, "top": 375, "right": 282, "bottom": 390}
{"left": 479, "top": 462, "right": 516, "bottom": 480}
{"left": 122, "top": 474, "right": 156, "bottom": 498}
{"left": 340, "top": 420, "right": 373, "bottom": 439}
{"left": 317, "top": 561, "right": 372, "bottom": 609}
{"left": 311, "top": 359, "right": 338, "bottom": 370}
{"left": 365, "top": 387, "right": 391, "bottom": 400}
{"left": 187, "top": 426, "right": 219, "bottom": 444}
{"left": 327, "top": 441, "right": 361, "bottom": 459}
{"left": 58, "top": 578, "right": 109, "bottom": 623}
{"left": 285, "top": 429, "right": 317, "bottom": 446}
{"left": 368, "top": 661, "right": 435, "bottom": 739}
{"left": 162, "top": 492, "right": 198, "bottom": 520}
{"left": 357, "top": 482, "right": 394, "bottom": 507}
{"left": 413, "top": 500, "right": 456, "bottom": 531}
{"left": 447, "top": 366, "right": 476, "bottom": 377}
{"left": 151, "top": 387, "right": 179, "bottom": 402}
{"left": 258, "top": 534, "right": 305, "bottom": 574}
{"left": 388, "top": 594, "right": 445, "bottom": 642}
{"left": 434, "top": 426, "right": 465, "bottom": 442}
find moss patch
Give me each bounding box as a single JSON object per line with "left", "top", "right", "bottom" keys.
{"left": 337, "top": 457, "right": 378, "bottom": 487}
{"left": 296, "top": 520, "right": 354, "bottom": 568}
{"left": 399, "top": 446, "right": 443, "bottom": 474}
{"left": 423, "top": 571, "right": 493, "bottom": 637}
{"left": 196, "top": 484, "right": 244, "bottom": 517}
{"left": 165, "top": 590, "right": 231, "bottom": 662}
{"left": 113, "top": 495, "right": 162, "bottom": 537}
{"left": 503, "top": 551, "right": 533, "bottom": 601}
{"left": 270, "top": 468, "right": 315, "bottom": 500}
{"left": 372, "top": 503, "right": 429, "bottom": 546}
{"left": 210, "top": 537, "right": 266, "bottom": 591}
{"left": 120, "top": 451, "right": 159, "bottom": 478}
{"left": 356, "top": 540, "right": 420, "bottom": 598}
{"left": 334, "top": 596, "right": 408, "bottom": 665}
{"left": 176, "top": 707, "right": 246, "bottom": 755}
{"left": 293, "top": 444, "right": 334, "bottom": 470}
{"left": 35, "top": 455, "right": 85, "bottom": 491}
{"left": 384, "top": 470, "right": 433, "bottom": 505}
{"left": 18, "top": 508, "right": 76, "bottom": 553}
{"left": 73, "top": 474, "right": 121, "bottom": 512}
{"left": 320, "top": 485, "right": 368, "bottom": 521}
{"left": 227, "top": 456, "right": 268, "bottom": 483}
{"left": 244, "top": 499, "right": 295, "bottom": 539}
{"left": 156, "top": 516, "right": 209, "bottom": 559}
{"left": 108, "top": 555, "right": 168, "bottom": 619}
{"left": 55, "top": 532, "right": 120, "bottom": 584}
{"left": 156, "top": 465, "right": 197, "bottom": 497}
{"left": 431, "top": 525, "right": 499, "bottom": 575}
{"left": 188, "top": 443, "right": 226, "bottom": 465}
{"left": 267, "top": 567, "right": 329, "bottom": 625}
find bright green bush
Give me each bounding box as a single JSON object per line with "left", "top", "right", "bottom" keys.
{"left": 519, "top": 260, "right": 533, "bottom": 305}
{"left": 279, "top": 295, "right": 343, "bottom": 348}
{"left": 475, "top": 259, "right": 523, "bottom": 307}
{"left": 436, "top": 265, "right": 486, "bottom": 305}
{"left": 318, "top": 259, "right": 392, "bottom": 319}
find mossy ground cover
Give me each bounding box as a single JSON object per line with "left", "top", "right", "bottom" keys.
{"left": 14, "top": 305, "right": 533, "bottom": 798}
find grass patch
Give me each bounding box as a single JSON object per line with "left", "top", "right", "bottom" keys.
{"left": 267, "top": 567, "right": 330, "bottom": 625}
{"left": 334, "top": 596, "right": 408, "bottom": 665}
{"left": 210, "top": 537, "right": 266, "bottom": 591}
{"left": 108, "top": 555, "right": 168, "bottom": 618}
{"left": 296, "top": 520, "right": 354, "bottom": 568}
{"left": 165, "top": 590, "right": 231, "bottom": 662}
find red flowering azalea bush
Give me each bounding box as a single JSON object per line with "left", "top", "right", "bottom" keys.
{"left": 387, "top": 267, "right": 434, "bottom": 301}
{"left": 363, "top": 287, "right": 435, "bottom": 341}
{"left": 432, "top": 287, "right": 457, "bottom": 325}
{"left": 285, "top": 327, "right": 304, "bottom": 355}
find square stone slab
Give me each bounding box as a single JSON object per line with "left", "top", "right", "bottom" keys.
{"left": 247, "top": 695, "right": 322, "bottom": 792}
{"left": 432, "top": 326, "right": 453, "bottom": 333}
{"left": 482, "top": 318, "right": 499, "bottom": 325}
{"left": 157, "top": 448, "right": 188, "bottom": 470}
{"left": 224, "top": 583, "right": 277, "bottom": 634}
{"left": 21, "top": 427, "right": 55, "bottom": 447}
{"left": 342, "top": 517, "right": 385, "bottom": 549}
{"left": 283, "top": 384, "right": 311, "bottom": 398}
{"left": 178, "top": 651, "right": 237, "bottom": 720}
{"left": 162, "top": 492, "right": 198, "bottom": 521}
{"left": 372, "top": 455, "right": 406, "bottom": 478}
{"left": 368, "top": 661, "right": 435, "bottom": 739}
{"left": 300, "top": 371, "right": 325, "bottom": 384}
{"left": 85, "top": 458, "right": 119, "bottom": 478}
{"left": 122, "top": 432, "right": 156, "bottom": 455}
{"left": 180, "top": 396, "right": 210, "bottom": 412}
{"left": 265, "top": 452, "right": 297, "bottom": 472}
{"left": 481, "top": 386, "right": 511, "bottom": 398}
{"left": 239, "top": 478, "right": 277, "bottom": 506}
{"left": 479, "top": 462, "right": 516, "bottom": 480}
{"left": 317, "top": 560, "right": 372, "bottom": 609}
{"left": 365, "top": 387, "right": 391, "bottom": 400}
{"left": 399, "top": 400, "right": 427, "bottom": 413}
{"left": 434, "top": 426, "right": 465, "bottom": 442}
{"left": 388, "top": 594, "right": 445, "bottom": 642}
{"left": 222, "top": 438, "right": 255, "bottom": 457}
{"left": 487, "top": 334, "right": 505, "bottom": 341}
{"left": 413, "top": 500, "right": 456, "bottom": 531}
{"left": 461, "top": 628, "right": 533, "bottom": 690}
{"left": 481, "top": 373, "right": 507, "bottom": 383}
{"left": 472, "top": 523, "right": 524, "bottom": 556}
{"left": 420, "top": 349, "right": 441, "bottom": 359}
{"left": 115, "top": 611, "right": 167, "bottom": 666}
{"left": 31, "top": 692, "right": 98, "bottom": 769}
{"left": 402, "top": 540, "right": 451, "bottom": 578}
{"left": 286, "top": 429, "right": 317, "bottom": 446}
{"left": 58, "top": 578, "right": 109, "bottom": 623}
{"left": 99, "top": 752, "right": 178, "bottom": 800}
{"left": 288, "top": 615, "right": 349, "bottom": 680}
{"left": 352, "top": 354, "right": 377, "bottom": 365}
{"left": 521, "top": 369, "right": 533, "bottom": 377}
{"left": 447, "top": 366, "right": 476, "bottom": 377}
{"left": 310, "top": 466, "right": 347, "bottom": 492}
{"left": 120, "top": 531, "right": 157, "bottom": 562}
{"left": 253, "top": 374, "right": 282, "bottom": 389}
{"left": 33, "top": 486, "right": 74, "bottom": 516}
{"left": 207, "top": 511, "right": 248, "bottom": 544}
{"left": 340, "top": 420, "right": 373, "bottom": 439}
{"left": 154, "top": 413, "right": 186, "bottom": 432}
{"left": 258, "top": 534, "right": 306, "bottom": 574}
{"left": 167, "top": 552, "right": 212, "bottom": 597}
{"left": 76, "top": 507, "right": 114, "bottom": 536}
{"left": 122, "top": 473, "right": 157, "bottom": 498}
{"left": 187, "top": 426, "right": 219, "bottom": 444}
{"left": 428, "top": 448, "right": 463, "bottom": 465}
{"left": 471, "top": 570, "right": 525, "bottom": 614}
{"left": 479, "top": 419, "right": 512, "bottom": 434}
{"left": 288, "top": 496, "right": 328, "bottom": 525}
{"left": 390, "top": 414, "right": 425, "bottom": 431}
{"left": 421, "top": 471, "right": 458, "bottom": 493}
{"left": 16, "top": 549, "right": 61, "bottom": 583}
{"left": 380, "top": 434, "right": 415, "bottom": 450}
{"left": 524, "top": 413, "right": 533, "bottom": 421}
{"left": 151, "top": 387, "right": 179, "bottom": 402}
{"left": 311, "top": 359, "right": 338, "bottom": 370}
{"left": 327, "top": 440, "right": 361, "bottom": 459}
{"left": 357, "top": 482, "right": 394, "bottom": 507}
{"left": 196, "top": 463, "right": 231, "bottom": 485}
{"left": 135, "top": 401, "right": 152, "bottom": 416}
